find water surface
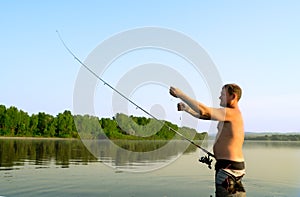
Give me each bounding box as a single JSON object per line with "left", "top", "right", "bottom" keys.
{"left": 0, "top": 139, "right": 299, "bottom": 196}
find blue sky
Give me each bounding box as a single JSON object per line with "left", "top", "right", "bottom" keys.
{"left": 1, "top": 1, "right": 299, "bottom": 133}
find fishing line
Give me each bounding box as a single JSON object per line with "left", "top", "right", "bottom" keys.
{"left": 56, "top": 31, "right": 215, "bottom": 165}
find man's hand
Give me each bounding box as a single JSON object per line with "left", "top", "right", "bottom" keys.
{"left": 177, "top": 102, "right": 189, "bottom": 111}
{"left": 169, "top": 86, "right": 183, "bottom": 98}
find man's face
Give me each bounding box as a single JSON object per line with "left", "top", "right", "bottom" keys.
{"left": 219, "top": 88, "right": 230, "bottom": 107}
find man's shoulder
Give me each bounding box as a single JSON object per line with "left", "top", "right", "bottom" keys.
{"left": 223, "top": 107, "right": 243, "bottom": 122}
{"left": 225, "top": 106, "right": 241, "bottom": 114}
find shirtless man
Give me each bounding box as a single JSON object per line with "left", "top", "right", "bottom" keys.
{"left": 169, "top": 84, "right": 246, "bottom": 196}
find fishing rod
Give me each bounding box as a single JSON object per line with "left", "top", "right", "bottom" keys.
{"left": 56, "top": 31, "right": 215, "bottom": 168}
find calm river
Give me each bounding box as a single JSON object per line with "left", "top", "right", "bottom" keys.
{"left": 0, "top": 138, "right": 299, "bottom": 197}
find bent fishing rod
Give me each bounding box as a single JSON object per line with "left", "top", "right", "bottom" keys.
{"left": 56, "top": 31, "right": 215, "bottom": 167}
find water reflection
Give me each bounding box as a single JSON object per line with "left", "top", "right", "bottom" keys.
{"left": 0, "top": 138, "right": 201, "bottom": 171}
{"left": 82, "top": 139, "right": 202, "bottom": 172}
{"left": 0, "top": 139, "right": 97, "bottom": 170}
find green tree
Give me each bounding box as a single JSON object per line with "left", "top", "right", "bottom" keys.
{"left": 56, "top": 110, "right": 77, "bottom": 138}
{"left": 74, "top": 114, "right": 102, "bottom": 139}
{"left": 29, "top": 114, "right": 39, "bottom": 136}
{"left": 16, "top": 110, "right": 30, "bottom": 136}
{"left": 37, "top": 112, "right": 47, "bottom": 136}
{"left": 0, "top": 105, "right": 6, "bottom": 134}
{"left": 5, "top": 106, "right": 20, "bottom": 136}
{"left": 100, "top": 117, "right": 119, "bottom": 138}
{"left": 36, "top": 112, "right": 56, "bottom": 137}
{"left": 46, "top": 117, "right": 57, "bottom": 137}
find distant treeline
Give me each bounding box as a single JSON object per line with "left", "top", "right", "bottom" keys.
{"left": 245, "top": 134, "right": 300, "bottom": 141}
{"left": 0, "top": 104, "right": 207, "bottom": 140}
{"left": 0, "top": 105, "right": 77, "bottom": 138}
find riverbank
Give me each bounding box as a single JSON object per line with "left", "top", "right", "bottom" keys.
{"left": 2, "top": 135, "right": 300, "bottom": 141}
{"left": 245, "top": 133, "right": 300, "bottom": 141}
{"left": 0, "top": 136, "right": 79, "bottom": 140}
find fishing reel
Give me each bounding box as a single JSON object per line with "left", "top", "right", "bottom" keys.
{"left": 199, "top": 155, "right": 213, "bottom": 169}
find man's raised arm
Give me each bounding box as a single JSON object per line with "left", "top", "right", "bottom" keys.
{"left": 169, "top": 86, "right": 226, "bottom": 121}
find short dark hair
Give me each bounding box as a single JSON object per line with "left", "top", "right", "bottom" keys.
{"left": 223, "top": 84, "right": 242, "bottom": 101}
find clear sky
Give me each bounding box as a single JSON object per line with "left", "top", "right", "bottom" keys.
{"left": 1, "top": 1, "right": 299, "bottom": 133}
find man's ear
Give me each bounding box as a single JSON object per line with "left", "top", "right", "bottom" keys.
{"left": 231, "top": 93, "right": 237, "bottom": 100}
{"left": 232, "top": 93, "right": 238, "bottom": 100}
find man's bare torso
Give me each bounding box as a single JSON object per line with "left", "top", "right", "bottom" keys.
{"left": 213, "top": 109, "right": 245, "bottom": 162}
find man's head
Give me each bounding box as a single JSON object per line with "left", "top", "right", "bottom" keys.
{"left": 219, "top": 83, "right": 242, "bottom": 107}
